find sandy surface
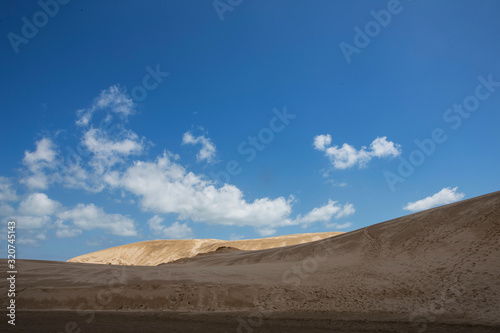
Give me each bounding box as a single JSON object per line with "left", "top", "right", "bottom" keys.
{"left": 67, "top": 231, "right": 344, "bottom": 266}
{"left": 1, "top": 191, "right": 499, "bottom": 332}
{"left": 11, "top": 310, "right": 500, "bottom": 332}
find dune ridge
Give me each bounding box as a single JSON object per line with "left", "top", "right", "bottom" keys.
{"left": 2, "top": 191, "right": 499, "bottom": 330}
{"left": 67, "top": 231, "right": 344, "bottom": 266}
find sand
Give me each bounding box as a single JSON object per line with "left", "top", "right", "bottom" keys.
{"left": 67, "top": 231, "right": 344, "bottom": 266}
{"left": 1, "top": 191, "right": 499, "bottom": 332}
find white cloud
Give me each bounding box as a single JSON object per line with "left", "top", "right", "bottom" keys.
{"left": 85, "top": 236, "right": 106, "bottom": 247}
{"left": 0, "top": 177, "right": 19, "bottom": 201}
{"left": 148, "top": 215, "right": 194, "bottom": 239}
{"left": 20, "top": 138, "right": 59, "bottom": 190}
{"left": 68, "top": 87, "right": 149, "bottom": 191}
{"left": 0, "top": 203, "right": 15, "bottom": 216}
{"left": 82, "top": 127, "right": 146, "bottom": 173}
{"left": 369, "top": 137, "right": 401, "bottom": 157}
{"left": 336, "top": 203, "right": 355, "bottom": 218}
{"left": 9, "top": 215, "right": 52, "bottom": 229}
{"left": 313, "top": 134, "right": 332, "bottom": 151}
{"left": 163, "top": 222, "right": 193, "bottom": 239}
{"left": 10, "top": 87, "right": 357, "bottom": 240}
{"left": 257, "top": 228, "right": 277, "bottom": 237}
{"left": 403, "top": 187, "right": 465, "bottom": 212}
{"left": 325, "top": 221, "right": 352, "bottom": 229}
{"left": 94, "top": 85, "right": 135, "bottom": 118}
{"left": 16, "top": 230, "right": 47, "bottom": 247}
{"left": 56, "top": 203, "right": 137, "bottom": 236}
{"left": 295, "top": 200, "right": 355, "bottom": 225}
{"left": 182, "top": 131, "right": 216, "bottom": 163}
{"left": 108, "top": 153, "right": 353, "bottom": 236}
{"left": 2, "top": 192, "right": 60, "bottom": 230}
{"left": 18, "top": 87, "right": 147, "bottom": 194}
{"left": 110, "top": 153, "right": 295, "bottom": 236}
{"left": 23, "top": 137, "right": 57, "bottom": 165}
{"left": 18, "top": 192, "right": 61, "bottom": 216}
{"left": 147, "top": 215, "right": 165, "bottom": 233}
{"left": 314, "top": 135, "right": 401, "bottom": 169}
{"left": 83, "top": 127, "right": 144, "bottom": 157}
{"left": 56, "top": 228, "right": 82, "bottom": 238}
{"left": 4, "top": 192, "right": 134, "bottom": 239}
{"left": 75, "top": 108, "right": 92, "bottom": 127}
{"left": 324, "top": 179, "right": 348, "bottom": 187}
{"left": 76, "top": 85, "right": 134, "bottom": 126}
{"left": 60, "top": 161, "right": 105, "bottom": 193}
{"left": 229, "top": 233, "right": 245, "bottom": 241}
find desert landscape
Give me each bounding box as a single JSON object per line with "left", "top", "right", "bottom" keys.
{"left": 2, "top": 191, "right": 499, "bottom": 332}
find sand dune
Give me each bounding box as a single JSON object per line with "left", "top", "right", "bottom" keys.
{"left": 67, "top": 231, "right": 344, "bottom": 266}
{"left": 2, "top": 191, "right": 499, "bottom": 332}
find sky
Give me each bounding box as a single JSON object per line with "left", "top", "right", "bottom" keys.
{"left": 0, "top": 0, "right": 499, "bottom": 261}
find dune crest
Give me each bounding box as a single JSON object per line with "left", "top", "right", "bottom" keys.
{"left": 67, "top": 231, "right": 344, "bottom": 266}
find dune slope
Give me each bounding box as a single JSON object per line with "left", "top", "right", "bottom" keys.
{"left": 67, "top": 231, "right": 343, "bottom": 266}
{"left": 2, "top": 191, "right": 499, "bottom": 328}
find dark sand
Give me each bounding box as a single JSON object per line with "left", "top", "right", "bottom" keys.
{"left": 2, "top": 191, "right": 499, "bottom": 332}
{"left": 12, "top": 310, "right": 500, "bottom": 332}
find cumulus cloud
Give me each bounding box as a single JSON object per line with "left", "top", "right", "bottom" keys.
{"left": 162, "top": 222, "right": 193, "bottom": 239}
{"left": 0, "top": 177, "right": 19, "bottom": 201}
{"left": 148, "top": 215, "right": 193, "bottom": 239}
{"left": 229, "top": 233, "right": 245, "bottom": 241}
{"left": 148, "top": 216, "right": 194, "bottom": 239}
{"left": 60, "top": 161, "right": 104, "bottom": 193}
{"left": 147, "top": 215, "right": 165, "bottom": 233}
{"left": 313, "top": 135, "right": 401, "bottom": 169}
{"left": 18, "top": 192, "right": 61, "bottom": 216}
{"left": 83, "top": 128, "right": 144, "bottom": 157}
{"left": 9, "top": 215, "right": 52, "bottom": 229}
{"left": 2, "top": 191, "right": 135, "bottom": 239}
{"left": 82, "top": 127, "right": 147, "bottom": 174}
{"left": 17, "top": 87, "right": 148, "bottom": 194}
{"left": 76, "top": 85, "right": 135, "bottom": 126}
{"left": 182, "top": 131, "right": 216, "bottom": 163}
{"left": 369, "top": 137, "right": 402, "bottom": 158}
{"left": 109, "top": 153, "right": 294, "bottom": 236}
{"left": 23, "top": 137, "right": 57, "bottom": 165}
{"left": 106, "top": 152, "right": 353, "bottom": 236}
{"left": 3, "top": 193, "right": 56, "bottom": 230}
{"left": 10, "top": 86, "right": 356, "bottom": 240}
{"left": 0, "top": 203, "right": 15, "bottom": 216}
{"left": 404, "top": 187, "right": 465, "bottom": 212}
{"left": 16, "top": 230, "right": 47, "bottom": 247}
{"left": 313, "top": 134, "right": 332, "bottom": 151}
{"left": 56, "top": 228, "right": 83, "bottom": 238}
{"left": 56, "top": 203, "right": 137, "bottom": 237}
{"left": 325, "top": 221, "right": 352, "bottom": 229}
{"left": 20, "top": 138, "right": 59, "bottom": 189}
{"left": 71, "top": 87, "right": 150, "bottom": 190}
{"left": 295, "top": 200, "right": 355, "bottom": 225}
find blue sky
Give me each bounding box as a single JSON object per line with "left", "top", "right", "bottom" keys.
{"left": 1, "top": 0, "right": 499, "bottom": 261}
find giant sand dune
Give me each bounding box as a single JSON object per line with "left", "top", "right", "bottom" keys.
{"left": 2, "top": 191, "right": 499, "bottom": 332}
{"left": 67, "top": 231, "right": 344, "bottom": 266}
